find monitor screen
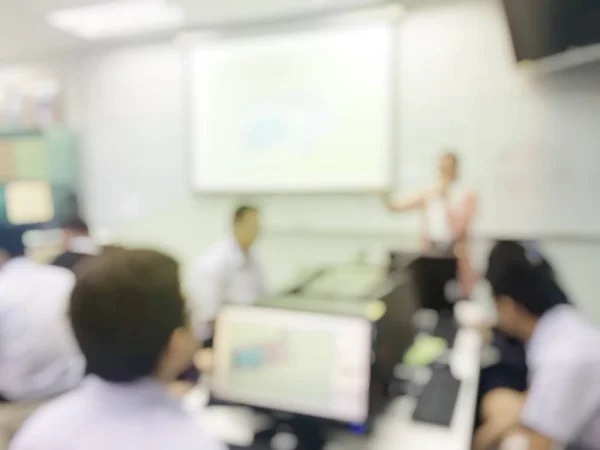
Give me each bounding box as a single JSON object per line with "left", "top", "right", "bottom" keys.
{"left": 212, "top": 306, "right": 372, "bottom": 423}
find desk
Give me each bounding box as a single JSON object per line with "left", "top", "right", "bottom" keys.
{"left": 190, "top": 327, "right": 482, "bottom": 450}
{"left": 360, "top": 328, "right": 482, "bottom": 450}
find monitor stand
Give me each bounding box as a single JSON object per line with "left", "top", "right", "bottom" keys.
{"left": 254, "top": 413, "right": 327, "bottom": 450}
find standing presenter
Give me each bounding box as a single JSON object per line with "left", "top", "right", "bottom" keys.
{"left": 383, "top": 151, "right": 478, "bottom": 297}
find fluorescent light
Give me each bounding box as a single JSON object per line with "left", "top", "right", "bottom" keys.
{"left": 48, "top": 0, "right": 185, "bottom": 40}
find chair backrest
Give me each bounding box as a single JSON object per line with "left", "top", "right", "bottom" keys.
{"left": 0, "top": 398, "right": 50, "bottom": 450}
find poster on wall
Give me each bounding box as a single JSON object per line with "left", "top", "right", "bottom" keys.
{"left": 0, "top": 74, "right": 63, "bottom": 131}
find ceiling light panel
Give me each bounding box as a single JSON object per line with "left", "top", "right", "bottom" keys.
{"left": 47, "top": 0, "right": 185, "bottom": 40}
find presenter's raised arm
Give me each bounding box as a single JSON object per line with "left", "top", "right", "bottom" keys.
{"left": 382, "top": 190, "right": 429, "bottom": 213}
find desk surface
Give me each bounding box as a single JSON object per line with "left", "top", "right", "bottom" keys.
{"left": 321, "top": 328, "right": 481, "bottom": 450}
{"left": 258, "top": 293, "right": 384, "bottom": 319}
{"left": 363, "top": 328, "right": 482, "bottom": 450}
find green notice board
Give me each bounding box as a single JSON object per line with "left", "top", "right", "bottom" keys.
{"left": 0, "top": 185, "right": 6, "bottom": 224}
{"left": 0, "top": 128, "right": 78, "bottom": 226}
{"left": 47, "top": 129, "right": 77, "bottom": 186}
{"left": 0, "top": 140, "right": 14, "bottom": 181}
{"left": 14, "top": 137, "right": 48, "bottom": 180}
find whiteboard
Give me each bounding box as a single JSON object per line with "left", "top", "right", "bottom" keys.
{"left": 180, "top": 1, "right": 600, "bottom": 239}
{"left": 188, "top": 21, "right": 396, "bottom": 193}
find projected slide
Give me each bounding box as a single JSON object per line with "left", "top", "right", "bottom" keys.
{"left": 229, "top": 325, "right": 334, "bottom": 404}
{"left": 188, "top": 21, "right": 394, "bottom": 192}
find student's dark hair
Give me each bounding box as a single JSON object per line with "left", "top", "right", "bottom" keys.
{"left": 63, "top": 217, "right": 89, "bottom": 234}
{"left": 485, "top": 240, "right": 570, "bottom": 316}
{"left": 0, "top": 226, "right": 26, "bottom": 258}
{"left": 101, "top": 244, "right": 126, "bottom": 254}
{"left": 69, "top": 248, "right": 186, "bottom": 382}
{"left": 233, "top": 205, "right": 258, "bottom": 225}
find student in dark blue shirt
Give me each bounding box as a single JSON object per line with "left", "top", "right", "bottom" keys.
{"left": 475, "top": 241, "right": 576, "bottom": 450}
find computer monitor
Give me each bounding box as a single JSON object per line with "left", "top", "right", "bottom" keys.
{"left": 409, "top": 256, "right": 458, "bottom": 312}
{"left": 212, "top": 306, "right": 372, "bottom": 424}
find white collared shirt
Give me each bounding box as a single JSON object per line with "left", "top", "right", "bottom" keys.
{"left": 0, "top": 258, "right": 85, "bottom": 401}
{"left": 185, "top": 238, "right": 265, "bottom": 340}
{"left": 425, "top": 183, "right": 471, "bottom": 244}
{"left": 522, "top": 305, "right": 600, "bottom": 449}
{"left": 10, "top": 376, "right": 226, "bottom": 450}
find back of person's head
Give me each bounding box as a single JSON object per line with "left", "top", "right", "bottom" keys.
{"left": 70, "top": 248, "right": 195, "bottom": 383}
{"left": 522, "top": 241, "right": 570, "bottom": 306}
{"left": 63, "top": 217, "right": 89, "bottom": 235}
{"left": 101, "top": 244, "right": 125, "bottom": 254}
{"left": 486, "top": 240, "right": 569, "bottom": 317}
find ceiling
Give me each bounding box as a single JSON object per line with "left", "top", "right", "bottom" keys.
{"left": 0, "top": 0, "right": 390, "bottom": 63}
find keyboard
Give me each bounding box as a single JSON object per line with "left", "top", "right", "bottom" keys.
{"left": 412, "top": 367, "right": 461, "bottom": 427}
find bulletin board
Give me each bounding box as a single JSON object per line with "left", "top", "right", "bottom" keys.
{"left": 0, "top": 128, "right": 78, "bottom": 227}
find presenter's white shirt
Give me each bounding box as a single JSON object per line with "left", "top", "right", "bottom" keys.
{"left": 424, "top": 183, "right": 471, "bottom": 244}
{"left": 0, "top": 258, "right": 85, "bottom": 401}
{"left": 185, "top": 238, "right": 265, "bottom": 339}
{"left": 522, "top": 305, "right": 600, "bottom": 449}
{"left": 10, "top": 376, "right": 226, "bottom": 450}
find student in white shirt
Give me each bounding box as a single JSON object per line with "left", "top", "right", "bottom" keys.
{"left": 0, "top": 227, "right": 84, "bottom": 449}
{"left": 384, "top": 151, "right": 477, "bottom": 297}
{"left": 0, "top": 228, "right": 84, "bottom": 402}
{"left": 475, "top": 241, "right": 600, "bottom": 450}
{"left": 186, "top": 205, "right": 265, "bottom": 343}
{"left": 50, "top": 217, "right": 99, "bottom": 272}
{"left": 10, "top": 248, "right": 225, "bottom": 450}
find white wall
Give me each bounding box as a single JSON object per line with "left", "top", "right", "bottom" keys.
{"left": 72, "top": 0, "right": 600, "bottom": 235}
{"left": 75, "top": 45, "right": 188, "bottom": 229}
{"left": 2, "top": 0, "right": 600, "bottom": 320}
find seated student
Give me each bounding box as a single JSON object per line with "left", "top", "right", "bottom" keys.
{"left": 0, "top": 227, "right": 85, "bottom": 449}
{"left": 186, "top": 205, "right": 265, "bottom": 345}
{"left": 50, "top": 217, "right": 99, "bottom": 272}
{"left": 477, "top": 242, "right": 571, "bottom": 425}
{"left": 10, "top": 249, "right": 225, "bottom": 450}
{"left": 0, "top": 227, "right": 85, "bottom": 402}
{"left": 474, "top": 241, "right": 600, "bottom": 450}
